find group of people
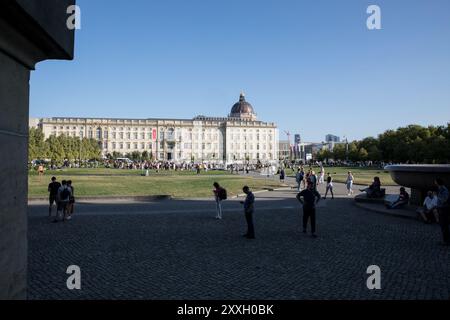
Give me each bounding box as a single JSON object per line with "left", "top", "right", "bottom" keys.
{"left": 212, "top": 182, "right": 256, "bottom": 239}
{"left": 293, "top": 166, "right": 356, "bottom": 199}
{"left": 211, "top": 176, "right": 450, "bottom": 246}
{"left": 415, "top": 179, "right": 450, "bottom": 245}
{"left": 48, "top": 177, "right": 75, "bottom": 222}
{"left": 212, "top": 179, "right": 322, "bottom": 239}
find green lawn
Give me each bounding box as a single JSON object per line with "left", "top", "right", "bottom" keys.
{"left": 29, "top": 170, "right": 282, "bottom": 198}
{"left": 29, "top": 166, "right": 397, "bottom": 199}
{"left": 283, "top": 166, "right": 396, "bottom": 186}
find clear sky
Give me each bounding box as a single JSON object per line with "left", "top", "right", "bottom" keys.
{"left": 30, "top": 0, "right": 450, "bottom": 142}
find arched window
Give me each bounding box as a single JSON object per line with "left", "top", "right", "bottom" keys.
{"left": 96, "top": 127, "right": 102, "bottom": 139}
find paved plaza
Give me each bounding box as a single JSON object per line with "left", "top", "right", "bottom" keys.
{"left": 28, "top": 183, "right": 450, "bottom": 300}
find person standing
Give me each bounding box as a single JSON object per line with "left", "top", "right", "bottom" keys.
{"left": 280, "top": 168, "right": 286, "bottom": 183}
{"left": 66, "top": 180, "right": 75, "bottom": 220}
{"left": 319, "top": 166, "right": 325, "bottom": 185}
{"left": 296, "top": 181, "right": 321, "bottom": 238}
{"left": 310, "top": 171, "right": 318, "bottom": 192}
{"left": 48, "top": 177, "right": 61, "bottom": 217}
{"left": 323, "top": 173, "right": 334, "bottom": 199}
{"left": 435, "top": 179, "right": 449, "bottom": 246}
{"left": 54, "top": 180, "right": 71, "bottom": 223}
{"left": 240, "top": 186, "right": 255, "bottom": 239}
{"left": 38, "top": 164, "right": 45, "bottom": 177}
{"left": 296, "top": 168, "right": 304, "bottom": 192}
{"left": 346, "top": 171, "right": 354, "bottom": 196}
{"left": 213, "top": 182, "right": 226, "bottom": 220}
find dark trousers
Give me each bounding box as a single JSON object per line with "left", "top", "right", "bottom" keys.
{"left": 303, "top": 207, "right": 316, "bottom": 234}
{"left": 245, "top": 211, "right": 255, "bottom": 238}
{"left": 438, "top": 207, "right": 450, "bottom": 244}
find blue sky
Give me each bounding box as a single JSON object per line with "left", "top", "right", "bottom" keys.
{"left": 30, "top": 0, "right": 450, "bottom": 142}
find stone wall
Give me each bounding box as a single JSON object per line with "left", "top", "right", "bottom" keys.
{"left": 0, "top": 50, "right": 30, "bottom": 300}
{"left": 0, "top": 0, "right": 75, "bottom": 299}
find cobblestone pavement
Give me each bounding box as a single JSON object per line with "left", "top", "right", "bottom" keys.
{"left": 28, "top": 187, "right": 450, "bottom": 300}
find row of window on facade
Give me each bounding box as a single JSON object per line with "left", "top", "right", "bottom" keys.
{"left": 229, "top": 143, "right": 273, "bottom": 151}
{"left": 50, "top": 129, "right": 273, "bottom": 143}
{"left": 104, "top": 142, "right": 221, "bottom": 151}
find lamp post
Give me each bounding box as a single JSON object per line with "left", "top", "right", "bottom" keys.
{"left": 343, "top": 136, "right": 349, "bottom": 163}
{"left": 79, "top": 130, "right": 83, "bottom": 168}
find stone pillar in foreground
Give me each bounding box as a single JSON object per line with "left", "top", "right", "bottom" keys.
{"left": 0, "top": 0, "right": 75, "bottom": 299}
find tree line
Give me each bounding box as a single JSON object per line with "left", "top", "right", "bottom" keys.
{"left": 29, "top": 124, "right": 450, "bottom": 165}
{"left": 316, "top": 124, "right": 450, "bottom": 164}
{"left": 29, "top": 128, "right": 102, "bottom": 164}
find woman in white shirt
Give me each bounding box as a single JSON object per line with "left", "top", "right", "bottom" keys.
{"left": 346, "top": 171, "right": 354, "bottom": 196}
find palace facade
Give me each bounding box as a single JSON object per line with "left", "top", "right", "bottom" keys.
{"left": 32, "top": 93, "right": 279, "bottom": 164}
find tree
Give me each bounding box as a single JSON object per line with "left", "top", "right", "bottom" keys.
{"left": 141, "top": 151, "right": 150, "bottom": 161}
{"left": 348, "top": 142, "right": 359, "bottom": 161}
{"left": 28, "top": 128, "right": 48, "bottom": 161}
{"left": 367, "top": 145, "right": 382, "bottom": 161}
{"left": 112, "top": 151, "right": 123, "bottom": 159}
{"left": 358, "top": 147, "right": 369, "bottom": 161}
{"left": 46, "top": 135, "right": 65, "bottom": 165}
{"left": 332, "top": 144, "right": 346, "bottom": 160}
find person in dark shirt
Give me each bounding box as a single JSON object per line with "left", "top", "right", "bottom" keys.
{"left": 296, "top": 181, "right": 321, "bottom": 238}
{"left": 240, "top": 186, "right": 255, "bottom": 239}
{"left": 48, "top": 177, "right": 61, "bottom": 217}
{"left": 360, "top": 177, "right": 382, "bottom": 198}
{"left": 387, "top": 187, "right": 409, "bottom": 209}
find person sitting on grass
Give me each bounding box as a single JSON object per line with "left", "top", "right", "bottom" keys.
{"left": 386, "top": 187, "right": 410, "bottom": 209}
{"left": 360, "top": 177, "right": 382, "bottom": 198}
{"left": 418, "top": 191, "right": 438, "bottom": 224}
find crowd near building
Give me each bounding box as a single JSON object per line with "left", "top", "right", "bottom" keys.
{"left": 31, "top": 93, "right": 279, "bottom": 165}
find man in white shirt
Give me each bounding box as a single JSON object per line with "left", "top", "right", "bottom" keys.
{"left": 419, "top": 191, "right": 438, "bottom": 224}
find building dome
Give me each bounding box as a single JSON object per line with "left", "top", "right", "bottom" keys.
{"left": 229, "top": 92, "right": 257, "bottom": 120}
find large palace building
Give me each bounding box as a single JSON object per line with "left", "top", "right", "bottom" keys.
{"left": 31, "top": 93, "right": 279, "bottom": 164}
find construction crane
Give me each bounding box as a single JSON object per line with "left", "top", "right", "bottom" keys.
{"left": 284, "top": 130, "right": 291, "bottom": 145}
{"left": 284, "top": 131, "right": 292, "bottom": 161}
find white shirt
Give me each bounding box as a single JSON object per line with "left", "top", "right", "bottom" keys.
{"left": 423, "top": 196, "right": 437, "bottom": 210}
{"left": 58, "top": 186, "right": 72, "bottom": 202}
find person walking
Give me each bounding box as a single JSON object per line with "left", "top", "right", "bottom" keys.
{"left": 296, "top": 181, "right": 321, "bottom": 238}
{"left": 48, "top": 177, "right": 61, "bottom": 217}
{"left": 435, "top": 178, "right": 449, "bottom": 246}
{"left": 346, "top": 171, "right": 354, "bottom": 196}
{"left": 323, "top": 173, "right": 334, "bottom": 199}
{"left": 213, "top": 182, "right": 227, "bottom": 219}
{"left": 38, "top": 164, "right": 45, "bottom": 177}
{"left": 240, "top": 186, "right": 255, "bottom": 239}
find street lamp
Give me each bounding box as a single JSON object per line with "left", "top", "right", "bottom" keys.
{"left": 79, "top": 130, "right": 83, "bottom": 168}
{"left": 343, "top": 135, "right": 349, "bottom": 163}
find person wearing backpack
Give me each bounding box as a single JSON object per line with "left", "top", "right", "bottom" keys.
{"left": 213, "top": 182, "right": 227, "bottom": 219}
{"left": 54, "top": 180, "right": 72, "bottom": 223}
